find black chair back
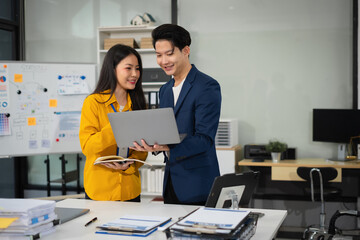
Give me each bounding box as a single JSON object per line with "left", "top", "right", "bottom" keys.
{"left": 297, "top": 167, "right": 339, "bottom": 202}
{"left": 297, "top": 167, "right": 337, "bottom": 185}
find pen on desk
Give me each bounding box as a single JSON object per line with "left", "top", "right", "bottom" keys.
{"left": 162, "top": 208, "right": 199, "bottom": 231}
{"left": 85, "top": 217, "right": 98, "bottom": 227}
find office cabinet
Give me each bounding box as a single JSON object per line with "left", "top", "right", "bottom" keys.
{"left": 217, "top": 145, "right": 242, "bottom": 175}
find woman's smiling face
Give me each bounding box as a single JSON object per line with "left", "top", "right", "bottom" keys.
{"left": 115, "top": 54, "right": 140, "bottom": 91}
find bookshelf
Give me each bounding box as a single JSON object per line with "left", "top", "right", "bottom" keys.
{"left": 97, "top": 26, "right": 157, "bottom": 66}
{"left": 97, "top": 26, "right": 241, "bottom": 196}
{"left": 97, "top": 25, "right": 166, "bottom": 108}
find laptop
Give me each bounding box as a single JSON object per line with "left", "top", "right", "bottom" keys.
{"left": 108, "top": 107, "right": 181, "bottom": 147}
{"left": 205, "top": 171, "right": 260, "bottom": 208}
{"left": 55, "top": 207, "right": 90, "bottom": 224}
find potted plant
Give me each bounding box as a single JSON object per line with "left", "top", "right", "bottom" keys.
{"left": 265, "top": 140, "right": 287, "bottom": 162}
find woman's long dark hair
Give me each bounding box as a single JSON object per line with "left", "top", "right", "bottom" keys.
{"left": 93, "top": 44, "right": 146, "bottom": 110}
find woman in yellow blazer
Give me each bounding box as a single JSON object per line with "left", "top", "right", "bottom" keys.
{"left": 79, "top": 44, "right": 148, "bottom": 201}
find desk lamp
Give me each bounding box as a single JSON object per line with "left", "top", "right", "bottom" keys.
{"left": 346, "top": 135, "right": 360, "bottom": 160}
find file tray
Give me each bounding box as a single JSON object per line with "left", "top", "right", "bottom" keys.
{"left": 165, "top": 214, "right": 258, "bottom": 240}
{"left": 165, "top": 208, "right": 259, "bottom": 240}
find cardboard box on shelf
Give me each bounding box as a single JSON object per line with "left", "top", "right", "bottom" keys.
{"left": 104, "top": 38, "right": 139, "bottom": 50}
{"left": 140, "top": 37, "right": 153, "bottom": 49}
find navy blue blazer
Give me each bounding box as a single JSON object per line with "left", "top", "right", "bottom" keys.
{"left": 159, "top": 65, "right": 222, "bottom": 203}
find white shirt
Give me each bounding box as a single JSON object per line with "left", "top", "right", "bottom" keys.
{"left": 164, "top": 78, "right": 185, "bottom": 157}
{"left": 172, "top": 78, "right": 185, "bottom": 106}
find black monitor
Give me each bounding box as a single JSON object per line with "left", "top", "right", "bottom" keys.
{"left": 205, "top": 171, "right": 259, "bottom": 209}
{"left": 312, "top": 109, "right": 360, "bottom": 143}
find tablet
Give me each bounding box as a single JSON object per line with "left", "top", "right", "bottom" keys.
{"left": 108, "top": 107, "right": 181, "bottom": 147}
{"left": 205, "top": 171, "right": 260, "bottom": 208}
{"left": 55, "top": 207, "right": 90, "bottom": 224}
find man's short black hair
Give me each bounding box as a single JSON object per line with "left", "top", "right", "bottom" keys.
{"left": 152, "top": 24, "right": 191, "bottom": 50}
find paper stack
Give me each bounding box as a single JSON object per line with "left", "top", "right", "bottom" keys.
{"left": 0, "top": 198, "right": 58, "bottom": 240}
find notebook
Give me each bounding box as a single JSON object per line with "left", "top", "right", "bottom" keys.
{"left": 54, "top": 207, "right": 90, "bottom": 224}
{"left": 108, "top": 108, "right": 181, "bottom": 147}
{"left": 96, "top": 215, "right": 172, "bottom": 237}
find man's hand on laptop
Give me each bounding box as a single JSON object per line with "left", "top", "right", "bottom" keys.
{"left": 130, "top": 139, "right": 169, "bottom": 152}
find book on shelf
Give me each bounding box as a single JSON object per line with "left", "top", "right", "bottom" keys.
{"left": 140, "top": 167, "right": 164, "bottom": 193}
{"left": 94, "top": 155, "right": 152, "bottom": 166}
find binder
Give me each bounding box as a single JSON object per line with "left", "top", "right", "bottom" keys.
{"left": 54, "top": 207, "right": 89, "bottom": 224}
{"left": 148, "top": 91, "right": 159, "bottom": 109}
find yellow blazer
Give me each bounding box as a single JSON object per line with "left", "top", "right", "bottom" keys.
{"left": 79, "top": 91, "right": 148, "bottom": 201}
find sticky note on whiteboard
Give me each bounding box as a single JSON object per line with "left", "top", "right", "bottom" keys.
{"left": 28, "top": 117, "right": 36, "bottom": 126}
{"left": 14, "top": 74, "right": 23, "bottom": 83}
{"left": 49, "top": 99, "right": 57, "bottom": 107}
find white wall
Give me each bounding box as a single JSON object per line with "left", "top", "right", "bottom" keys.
{"left": 25, "top": 0, "right": 171, "bottom": 62}
{"left": 23, "top": 0, "right": 353, "bottom": 188}
{"left": 179, "top": 0, "right": 352, "bottom": 159}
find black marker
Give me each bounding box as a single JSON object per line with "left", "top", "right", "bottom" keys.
{"left": 84, "top": 217, "right": 97, "bottom": 227}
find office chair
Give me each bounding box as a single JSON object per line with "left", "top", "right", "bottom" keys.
{"left": 296, "top": 167, "right": 341, "bottom": 240}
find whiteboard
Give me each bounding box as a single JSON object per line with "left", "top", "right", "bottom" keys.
{"left": 0, "top": 62, "right": 96, "bottom": 157}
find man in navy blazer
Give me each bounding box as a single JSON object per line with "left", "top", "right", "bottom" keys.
{"left": 132, "top": 24, "right": 222, "bottom": 205}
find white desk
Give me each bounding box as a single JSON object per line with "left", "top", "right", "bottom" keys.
{"left": 41, "top": 199, "right": 287, "bottom": 240}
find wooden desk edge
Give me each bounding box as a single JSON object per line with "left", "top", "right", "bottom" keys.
{"left": 216, "top": 144, "right": 242, "bottom": 151}
{"left": 238, "top": 158, "right": 360, "bottom": 169}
